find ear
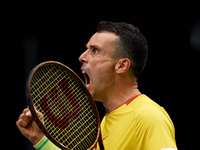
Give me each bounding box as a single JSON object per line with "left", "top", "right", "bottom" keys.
{"left": 115, "top": 58, "right": 131, "bottom": 74}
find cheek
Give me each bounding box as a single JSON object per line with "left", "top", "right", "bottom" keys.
{"left": 90, "top": 58, "right": 116, "bottom": 83}
{"left": 94, "top": 65, "right": 115, "bottom": 83}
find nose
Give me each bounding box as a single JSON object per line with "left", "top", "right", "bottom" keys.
{"left": 79, "top": 50, "right": 88, "bottom": 63}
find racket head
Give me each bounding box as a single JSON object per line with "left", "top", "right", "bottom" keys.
{"left": 26, "top": 61, "right": 101, "bottom": 150}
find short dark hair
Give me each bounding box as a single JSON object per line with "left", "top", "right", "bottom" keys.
{"left": 96, "top": 21, "right": 148, "bottom": 79}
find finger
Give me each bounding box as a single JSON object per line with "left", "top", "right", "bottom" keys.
{"left": 23, "top": 107, "right": 30, "bottom": 114}
{"left": 36, "top": 110, "right": 43, "bottom": 118}
{"left": 17, "top": 114, "right": 31, "bottom": 127}
{"left": 22, "top": 107, "right": 33, "bottom": 117}
{"left": 25, "top": 111, "right": 32, "bottom": 117}
{"left": 23, "top": 109, "right": 33, "bottom": 119}
{"left": 32, "top": 106, "right": 42, "bottom": 119}
{"left": 19, "top": 112, "right": 33, "bottom": 125}
{"left": 35, "top": 110, "right": 44, "bottom": 123}
{"left": 16, "top": 118, "right": 28, "bottom": 128}
{"left": 25, "top": 106, "right": 44, "bottom": 123}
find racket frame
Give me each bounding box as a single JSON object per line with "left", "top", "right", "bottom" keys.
{"left": 26, "top": 61, "right": 102, "bottom": 150}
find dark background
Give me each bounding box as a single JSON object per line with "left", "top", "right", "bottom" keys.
{"left": 1, "top": 0, "right": 200, "bottom": 149}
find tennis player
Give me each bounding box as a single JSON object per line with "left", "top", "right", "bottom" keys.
{"left": 16, "top": 21, "right": 178, "bottom": 150}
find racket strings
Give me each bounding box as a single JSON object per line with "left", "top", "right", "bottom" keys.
{"left": 51, "top": 83, "right": 97, "bottom": 148}
{"left": 36, "top": 75, "right": 88, "bottom": 128}
{"left": 31, "top": 67, "right": 67, "bottom": 103}
{"left": 30, "top": 65, "right": 98, "bottom": 150}
{"left": 46, "top": 89, "right": 94, "bottom": 136}
{"left": 32, "top": 67, "right": 79, "bottom": 113}
{"left": 42, "top": 79, "right": 81, "bottom": 120}
{"left": 61, "top": 103, "right": 96, "bottom": 145}
{"left": 67, "top": 120, "right": 97, "bottom": 148}
{"left": 32, "top": 77, "right": 96, "bottom": 149}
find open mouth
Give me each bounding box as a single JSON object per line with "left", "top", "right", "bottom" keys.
{"left": 82, "top": 70, "right": 90, "bottom": 87}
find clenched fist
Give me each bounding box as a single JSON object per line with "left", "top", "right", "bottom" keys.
{"left": 16, "top": 107, "right": 44, "bottom": 145}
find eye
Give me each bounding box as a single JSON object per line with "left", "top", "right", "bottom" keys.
{"left": 93, "top": 48, "right": 99, "bottom": 54}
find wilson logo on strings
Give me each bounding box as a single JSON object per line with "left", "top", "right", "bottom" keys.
{"left": 40, "top": 78, "right": 80, "bottom": 129}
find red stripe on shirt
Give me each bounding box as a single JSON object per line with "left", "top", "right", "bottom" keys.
{"left": 113, "top": 94, "right": 142, "bottom": 110}
{"left": 125, "top": 94, "right": 142, "bottom": 105}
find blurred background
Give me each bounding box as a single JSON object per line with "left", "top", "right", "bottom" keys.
{"left": 1, "top": 0, "right": 200, "bottom": 149}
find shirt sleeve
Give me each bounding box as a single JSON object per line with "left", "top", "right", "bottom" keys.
{"left": 34, "top": 136, "right": 61, "bottom": 150}
{"left": 136, "top": 106, "right": 178, "bottom": 150}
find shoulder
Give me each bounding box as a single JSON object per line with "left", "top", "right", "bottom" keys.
{"left": 131, "top": 96, "right": 177, "bottom": 149}
{"left": 131, "top": 95, "right": 173, "bottom": 127}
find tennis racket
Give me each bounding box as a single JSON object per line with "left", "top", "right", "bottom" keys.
{"left": 26, "top": 61, "right": 104, "bottom": 150}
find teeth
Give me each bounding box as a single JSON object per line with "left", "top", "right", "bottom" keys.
{"left": 82, "top": 70, "right": 86, "bottom": 74}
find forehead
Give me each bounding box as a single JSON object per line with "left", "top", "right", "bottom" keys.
{"left": 86, "top": 32, "right": 118, "bottom": 48}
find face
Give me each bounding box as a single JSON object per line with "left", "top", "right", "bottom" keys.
{"left": 79, "top": 32, "right": 119, "bottom": 102}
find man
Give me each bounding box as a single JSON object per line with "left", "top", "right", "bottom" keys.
{"left": 16, "top": 21, "right": 178, "bottom": 150}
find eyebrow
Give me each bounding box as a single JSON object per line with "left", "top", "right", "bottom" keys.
{"left": 85, "top": 44, "right": 101, "bottom": 50}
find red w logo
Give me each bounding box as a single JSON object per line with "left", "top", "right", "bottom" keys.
{"left": 40, "top": 78, "right": 80, "bottom": 129}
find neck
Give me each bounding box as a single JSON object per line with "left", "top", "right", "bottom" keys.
{"left": 102, "top": 82, "right": 140, "bottom": 113}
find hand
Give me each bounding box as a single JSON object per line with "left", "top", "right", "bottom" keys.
{"left": 16, "top": 107, "right": 44, "bottom": 145}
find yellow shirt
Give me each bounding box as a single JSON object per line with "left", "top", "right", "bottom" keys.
{"left": 96, "top": 94, "right": 177, "bottom": 150}
{"left": 34, "top": 94, "right": 177, "bottom": 150}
